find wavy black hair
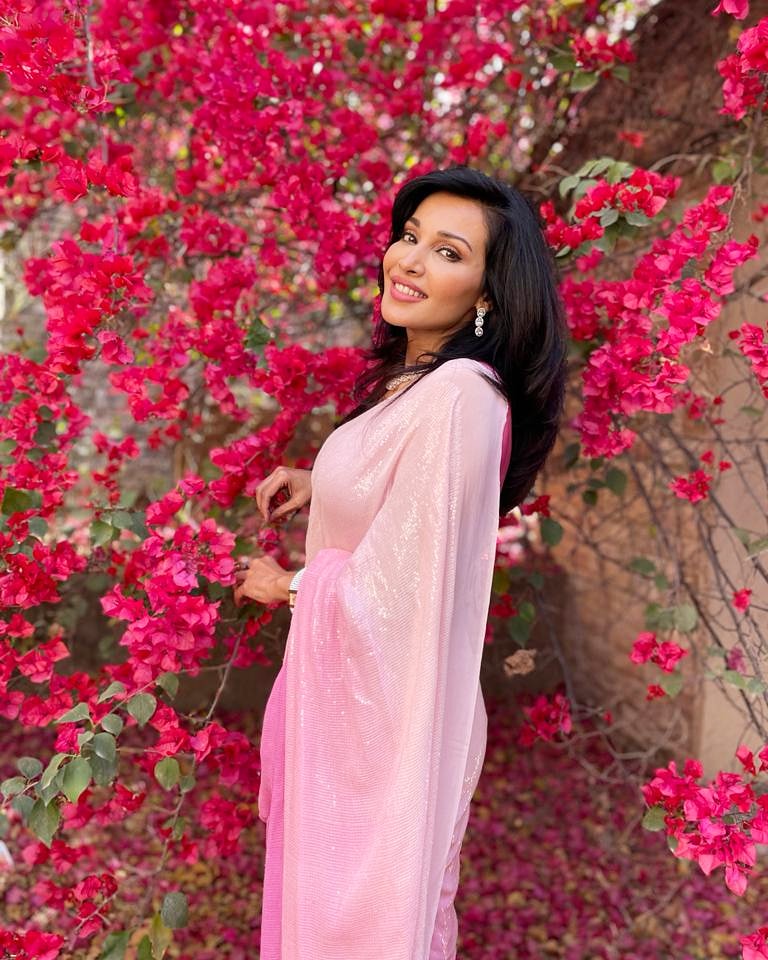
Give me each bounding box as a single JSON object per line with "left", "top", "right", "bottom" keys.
{"left": 335, "top": 165, "right": 569, "bottom": 516}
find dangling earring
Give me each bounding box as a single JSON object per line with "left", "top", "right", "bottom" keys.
{"left": 474, "top": 305, "right": 486, "bottom": 337}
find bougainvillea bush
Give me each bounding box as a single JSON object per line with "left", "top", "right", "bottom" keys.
{"left": 0, "top": 0, "right": 766, "bottom": 956}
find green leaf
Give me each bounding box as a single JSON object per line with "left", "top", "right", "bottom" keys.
{"left": 562, "top": 442, "right": 580, "bottom": 469}
{"left": 582, "top": 489, "right": 598, "bottom": 506}
{"left": 558, "top": 174, "right": 580, "bottom": 198}
{"left": 570, "top": 70, "right": 598, "bottom": 91}
{"left": 518, "top": 600, "right": 537, "bottom": 623}
{"left": 97, "top": 681, "right": 126, "bottom": 704}
{"left": 28, "top": 798, "right": 60, "bottom": 847}
{"left": 155, "top": 757, "right": 180, "bottom": 791}
{"left": 624, "top": 211, "right": 651, "bottom": 227}
{"left": 590, "top": 157, "right": 615, "bottom": 177}
{"left": 40, "top": 753, "right": 67, "bottom": 790}
{"left": 732, "top": 526, "right": 753, "bottom": 548}
{"left": 507, "top": 616, "right": 532, "bottom": 645}
{"left": 659, "top": 672, "right": 683, "bottom": 698}
{"left": 56, "top": 702, "right": 91, "bottom": 725}
{"left": 712, "top": 158, "right": 739, "bottom": 184}
{"left": 101, "top": 713, "right": 124, "bottom": 736}
{"left": 125, "top": 513, "right": 150, "bottom": 540}
{"left": 612, "top": 64, "right": 630, "bottom": 83}
{"left": 550, "top": 52, "right": 576, "bottom": 72}
{"left": 136, "top": 935, "right": 154, "bottom": 960}
{"left": 723, "top": 669, "right": 748, "bottom": 689}
{"left": 91, "top": 520, "right": 116, "bottom": 547}
{"left": 161, "top": 890, "right": 189, "bottom": 929}
{"left": 16, "top": 757, "right": 43, "bottom": 779}
{"left": 594, "top": 226, "right": 618, "bottom": 254}
{"left": 150, "top": 912, "right": 173, "bottom": 959}
{"left": 667, "top": 833, "right": 679, "bottom": 852}
{"left": 629, "top": 556, "right": 656, "bottom": 577}
{"left": 156, "top": 673, "right": 179, "bottom": 699}
{"left": 605, "top": 467, "right": 626, "bottom": 496}
{"left": 91, "top": 732, "right": 117, "bottom": 762}
{"left": 572, "top": 177, "right": 598, "bottom": 199}
{"left": 26, "top": 517, "right": 48, "bottom": 539}
{"left": 540, "top": 517, "right": 563, "bottom": 546}
{"left": 38, "top": 769, "right": 64, "bottom": 805}
{"left": 100, "top": 930, "right": 130, "bottom": 960}
{"left": 110, "top": 510, "right": 133, "bottom": 529}
{"left": 746, "top": 677, "right": 767, "bottom": 696}
{"left": 527, "top": 570, "right": 544, "bottom": 590}
{"left": 642, "top": 804, "right": 667, "bottom": 831}
{"left": 599, "top": 207, "right": 619, "bottom": 227}
{"left": 245, "top": 316, "right": 273, "bottom": 354}
{"left": 128, "top": 693, "right": 157, "bottom": 727}
{"left": 1, "top": 776, "right": 26, "bottom": 798}
{"left": 1, "top": 487, "right": 42, "bottom": 515}
{"left": 90, "top": 753, "right": 118, "bottom": 788}
{"left": 672, "top": 604, "right": 698, "bottom": 633}
{"left": 12, "top": 794, "right": 34, "bottom": 822}
{"left": 605, "top": 161, "right": 635, "bottom": 183}
{"left": 747, "top": 536, "right": 768, "bottom": 558}
{"left": 33, "top": 421, "right": 56, "bottom": 446}
{"left": 575, "top": 158, "right": 597, "bottom": 177}
{"left": 62, "top": 757, "right": 91, "bottom": 803}
{"left": 179, "top": 774, "right": 196, "bottom": 794}
{"left": 653, "top": 573, "right": 670, "bottom": 590}
{"left": 346, "top": 37, "right": 365, "bottom": 58}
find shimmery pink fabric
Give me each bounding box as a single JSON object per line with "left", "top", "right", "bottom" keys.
{"left": 259, "top": 358, "right": 511, "bottom": 959}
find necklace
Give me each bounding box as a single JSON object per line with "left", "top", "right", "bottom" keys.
{"left": 384, "top": 371, "right": 420, "bottom": 391}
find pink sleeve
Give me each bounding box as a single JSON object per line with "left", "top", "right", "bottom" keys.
{"left": 278, "top": 364, "right": 508, "bottom": 959}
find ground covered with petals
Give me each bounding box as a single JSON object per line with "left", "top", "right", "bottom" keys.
{"left": 1, "top": 694, "right": 765, "bottom": 959}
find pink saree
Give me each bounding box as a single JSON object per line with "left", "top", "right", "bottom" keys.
{"left": 258, "top": 357, "right": 512, "bottom": 959}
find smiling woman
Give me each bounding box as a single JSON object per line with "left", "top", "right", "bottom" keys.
{"left": 255, "top": 165, "right": 568, "bottom": 960}
{"left": 381, "top": 192, "right": 492, "bottom": 367}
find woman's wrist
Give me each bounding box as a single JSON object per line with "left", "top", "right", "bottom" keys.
{"left": 276, "top": 571, "right": 294, "bottom": 603}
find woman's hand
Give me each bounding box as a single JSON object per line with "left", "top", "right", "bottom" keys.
{"left": 233, "top": 554, "right": 294, "bottom": 607}
{"left": 255, "top": 466, "right": 312, "bottom": 524}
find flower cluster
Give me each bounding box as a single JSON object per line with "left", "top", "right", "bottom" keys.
{"left": 517, "top": 690, "right": 573, "bottom": 747}
{"left": 642, "top": 743, "right": 768, "bottom": 900}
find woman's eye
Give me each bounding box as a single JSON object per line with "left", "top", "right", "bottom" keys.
{"left": 400, "top": 232, "right": 460, "bottom": 260}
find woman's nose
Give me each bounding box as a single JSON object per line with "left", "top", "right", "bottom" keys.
{"left": 398, "top": 246, "right": 424, "bottom": 274}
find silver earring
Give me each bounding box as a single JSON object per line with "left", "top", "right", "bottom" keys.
{"left": 474, "top": 305, "right": 486, "bottom": 337}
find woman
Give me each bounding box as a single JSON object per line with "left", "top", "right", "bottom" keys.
{"left": 234, "top": 166, "right": 568, "bottom": 959}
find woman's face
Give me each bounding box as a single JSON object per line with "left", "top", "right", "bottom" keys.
{"left": 381, "top": 191, "right": 491, "bottom": 346}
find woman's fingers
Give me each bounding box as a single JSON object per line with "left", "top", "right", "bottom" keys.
{"left": 255, "top": 472, "right": 286, "bottom": 521}
{"left": 269, "top": 499, "right": 299, "bottom": 521}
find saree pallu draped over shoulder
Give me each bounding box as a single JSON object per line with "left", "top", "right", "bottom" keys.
{"left": 258, "top": 358, "right": 512, "bottom": 960}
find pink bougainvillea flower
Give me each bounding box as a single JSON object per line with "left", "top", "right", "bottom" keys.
{"left": 727, "top": 645, "right": 748, "bottom": 671}
{"left": 741, "top": 926, "right": 768, "bottom": 960}
{"left": 631, "top": 631, "right": 688, "bottom": 673}
{"left": 732, "top": 588, "right": 753, "bottom": 611}
{"left": 669, "top": 468, "right": 712, "bottom": 503}
{"left": 712, "top": 0, "right": 749, "bottom": 18}
{"left": 618, "top": 129, "right": 646, "bottom": 147}
{"left": 736, "top": 745, "right": 757, "bottom": 776}
{"left": 520, "top": 493, "right": 551, "bottom": 516}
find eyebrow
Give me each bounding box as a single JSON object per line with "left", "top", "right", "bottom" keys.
{"left": 405, "top": 216, "right": 473, "bottom": 253}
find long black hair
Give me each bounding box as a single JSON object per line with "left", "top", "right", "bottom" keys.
{"left": 335, "top": 165, "right": 569, "bottom": 516}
